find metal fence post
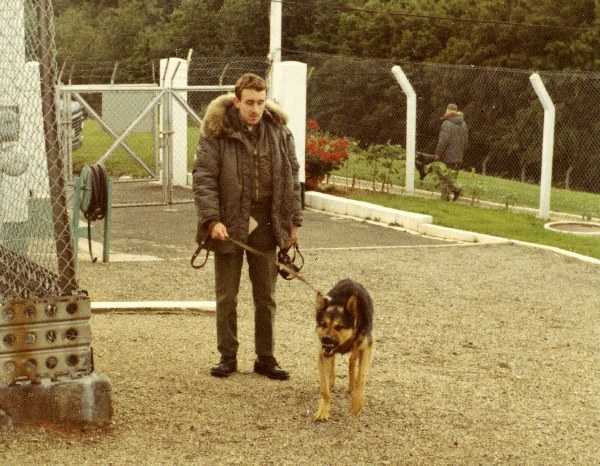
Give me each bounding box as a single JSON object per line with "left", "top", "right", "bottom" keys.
{"left": 392, "top": 65, "right": 417, "bottom": 194}
{"left": 39, "top": 0, "right": 77, "bottom": 293}
{"left": 529, "top": 73, "right": 555, "bottom": 220}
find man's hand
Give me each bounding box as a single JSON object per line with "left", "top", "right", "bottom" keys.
{"left": 210, "top": 222, "right": 229, "bottom": 241}
{"left": 288, "top": 225, "right": 299, "bottom": 248}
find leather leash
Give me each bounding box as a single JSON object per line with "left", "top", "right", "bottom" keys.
{"left": 228, "top": 237, "right": 322, "bottom": 294}
{"left": 191, "top": 237, "right": 322, "bottom": 295}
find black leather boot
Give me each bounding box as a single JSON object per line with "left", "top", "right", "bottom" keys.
{"left": 210, "top": 358, "right": 237, "bottom": 377}
{"left": 253, "top": 357, "right": 289, "bottom": 380}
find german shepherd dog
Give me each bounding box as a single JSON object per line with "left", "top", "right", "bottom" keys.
{"left": 314, "top": 279, "right": 374, "bottom": 421}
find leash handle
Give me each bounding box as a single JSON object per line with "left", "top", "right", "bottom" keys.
{"left": 190, "top": 244, "right": 210, "bottom": 269}
{"left": 227, "top": 237, "right": 322, "bottom": 294}
{"left": 190, "top": 236, "right": 322, "bottom": 295}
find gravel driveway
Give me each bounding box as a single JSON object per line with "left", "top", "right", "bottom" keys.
{"left": 1, "top": 190, "right": 599, "bottom": 465}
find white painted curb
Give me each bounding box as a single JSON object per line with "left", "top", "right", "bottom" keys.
{"left": 92, "top": 301, "right": 216, "bottom": 313}
{"left": 304, "top": 191, "right": 599, "bottom": 266}
{"left": 305, "top": 191, "right": 432, "bottom": 231}
{"left": 305, "top": 191, "right": 505, "bottom": 244}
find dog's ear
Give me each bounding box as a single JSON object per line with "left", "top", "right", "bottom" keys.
{"left": 316, "top": 292, "right": 329, "bottom": 311}
{"left": 345, "top": 295, "right": 358, "bottom": 318}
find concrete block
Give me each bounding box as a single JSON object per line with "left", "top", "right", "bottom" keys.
{"left": 402, "top": 217, "right": 424, "bottom": 232}
{"left": 325, "top": 196, "right": 349, "bottom": 216}
{"left": 306, "top": 192, "right": 346, "bottom": 215}
{"left": 305, "top": 192, "right": 324, "bottom": 210}
{"left": 0, "top": 372, "right": 112, "bottom": 427}
{"left": 395, "top": 211, "right": 433, "bottom": 226}
{"left": 306, "top": 192, "right": 434, "bottom": 231}
{"left": 368, "top": 206, "right": 397, "bottom": 224}
{"left": 344, "top": 199, "right": 371, "bottom": 218}
{"left": 418, "top": 224, "right": 507, "bottom": 244}
{"left": 418, "top": 224, "right": 477, "bottom": 242}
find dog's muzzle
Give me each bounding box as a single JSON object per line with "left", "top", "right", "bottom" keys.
{"left": 320, "top": 336, "right": 338, "bottom": 356}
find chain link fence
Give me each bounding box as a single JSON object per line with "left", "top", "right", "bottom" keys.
{"left": 540, "top": 71, "right": 600, "bottom": 218}
{"left": 56, "top": 57, "right": 269, "bottom": 205}
{"left": 54, "top": 51, "right": 600, "bottom": 217}
{"left": 0, "top": 0, "right": 78, "bottom": 302}
{"left": 285, "top": 50, "right": 600, "bottom": 218}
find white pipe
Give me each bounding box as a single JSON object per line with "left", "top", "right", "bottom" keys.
{"left": 529, "top": 73, "right": 555, "bottom": 220}
{"left": 269, "top": 1, "right": 282, "bottom": 64}
{"left": 391, "top": 65, "right": 416, "bottom": 193}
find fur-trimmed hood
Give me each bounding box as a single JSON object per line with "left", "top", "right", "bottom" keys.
{"left": 201, "top": 93, "right": 288, "bottom": 138}
{"left": 441, "top": 110, "right": 464, "bottom": 123}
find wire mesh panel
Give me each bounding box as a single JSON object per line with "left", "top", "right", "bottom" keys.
{"left": 59, "top": 87, "right": 164, "bottom": 180}
{"left": 61, "top": 60, "right": 156, "bottom": 86}
{"left": 403, "top": 61, "right": 543, "bottom": 207}
{"left": 45, "top": 52, "right": 600, "bottom": 218}
{"left": 0, "top": 0, "right": 77, "bottom": 301}
{"left": 284, "top": 50, "right": 409, "bottom": 193}
{"left": 290, "top": 50, "right": 600, "bottom": 217}
{"left": 188, "top": 56, "right": 270, "bottom": 86}
{"left": 540, "top": 71, "right": 600, "bottom": 218}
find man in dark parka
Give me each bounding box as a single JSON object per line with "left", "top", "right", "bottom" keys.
{"left": 193, "top": 73, "right": 302, "bottom": 379}
{"left": 434, "top": 103, "right": 469, "bottom": 201}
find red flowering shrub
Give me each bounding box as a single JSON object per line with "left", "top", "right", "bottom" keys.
{"left": 305, "top": 119, "right": 350, "bottom": 181}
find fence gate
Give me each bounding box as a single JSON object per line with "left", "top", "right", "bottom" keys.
{"left": 58, "top": 80, "right": 235, "bottom": 207}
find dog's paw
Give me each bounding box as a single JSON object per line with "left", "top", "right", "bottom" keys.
{"left": 313, "top": 412, "right": 329, "bottom": 422}
{"left": 350, "top": 396, "right": 364, "bottom": 416}
{"left": 313, "top": 404, "right": 330, "bottom": 422}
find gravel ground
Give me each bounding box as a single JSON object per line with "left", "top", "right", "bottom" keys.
{"left": 1, "top": 197, "right": 599, "bottom": 465}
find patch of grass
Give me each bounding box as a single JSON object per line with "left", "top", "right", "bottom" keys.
{"left": 72, "top": 119, "right": 201, "bottom": 177}
{"left": 345, "top": 190, "right": 600, "bottom": 260}
{"left": 334, "top": 154, "right": 600, "bottom": 218}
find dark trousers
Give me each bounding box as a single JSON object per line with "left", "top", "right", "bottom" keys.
{"left": 214, "top": 204, "right": 278, "bottom": 362}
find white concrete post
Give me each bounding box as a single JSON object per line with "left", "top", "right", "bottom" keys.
{"left": 529, "top": 73, "right": 555, "bottom": 220}
{"left": 160, "top": 58, "right": 188, "bottom": 187}
{"left": 267, "top": 0, "right": 283, "bottom": 99}
{"left": 269, "top": 1, "right": 282, "bottom": 65}
{"left": 391, "top": 65, "right": 417, "bottom": 194}
{"left": 271, "top": 61, "right": 307, "bottom": 183}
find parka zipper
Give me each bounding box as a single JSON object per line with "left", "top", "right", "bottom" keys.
{"left": 254, "top": 148, "right": 259, "bottom": 202}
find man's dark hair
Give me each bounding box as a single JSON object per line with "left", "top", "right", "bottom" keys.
{"left": 234, "top": 73, "right": 267, "bottom": 99}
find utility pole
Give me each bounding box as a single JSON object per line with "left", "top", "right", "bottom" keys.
{"left": 269, "top": 0, "right": 282, "bottom": 65}
{"left": 268, "top": 0, "right": 282, "bottom": 96}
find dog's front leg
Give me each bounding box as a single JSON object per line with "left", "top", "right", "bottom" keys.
{"left": 348, "top": 348, "right": 358, "bottom": 394}
{"left": 329, "top": 355, "right": 335, "bottom": 390}
{"left": 350, "top": 344, "right": 372, "bottom": 416}
{"left": 314, "top": 353, "right": 334, "bottom": 421}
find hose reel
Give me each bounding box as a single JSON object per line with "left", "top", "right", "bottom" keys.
{"left": 76, "top": 164, "right": 109, "bottom": 263}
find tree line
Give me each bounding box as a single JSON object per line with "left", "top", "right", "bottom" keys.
{"left": 53, "top": 0, "right": 600, "bottom": 192}
{"left": 54, "top": 0, "right": 599, "bottom": 73}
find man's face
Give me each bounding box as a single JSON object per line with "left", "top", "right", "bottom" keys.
{"left": 234, "top": 88, "right": 266, "bottom": 127}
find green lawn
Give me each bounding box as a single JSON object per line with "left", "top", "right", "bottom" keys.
{"left": 334, "top": 154, "right": 600, "bottom": 219}
{"left": 340, "top": 189, "right": 600, "bottom": 260}
{"left": 72, "top": 119, "right": 200, "bottom": 178}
